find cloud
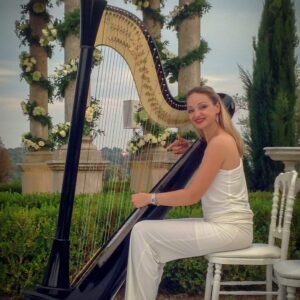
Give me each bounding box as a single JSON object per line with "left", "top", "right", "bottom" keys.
{"left": 0, "top": 67, "right": 18, "bottom": 83}
{"left": 0, "top": 68, "right": 17, "bottom": 77}
{"left": 0, "top": 95, "right": 22, "bottom": 110}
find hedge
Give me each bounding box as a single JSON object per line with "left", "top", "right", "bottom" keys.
{"left": 0, "top": 191, "right": 299, "bottom": 299}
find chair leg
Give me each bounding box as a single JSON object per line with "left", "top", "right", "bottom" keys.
{"left": 266, "top": 264, "right": 273, "bottom": 300}
{"left": 211, "top": 263, "right": 222, "bottom": 300}
{"left": 286, "top": 286, "right": 296, "bottom": 300}
{"left": 204, "top": 262, "right": 214, "bottom": 300}
{"left": 277, "top": 283, "right": 284, "bottom": 300}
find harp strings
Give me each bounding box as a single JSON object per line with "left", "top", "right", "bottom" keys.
{"left": 69, "top": 7, "right": 184, "bottom": 280}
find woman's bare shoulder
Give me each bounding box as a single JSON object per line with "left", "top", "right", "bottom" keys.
{"left": 209, "top": 132, "right": 236, "bottom": 147}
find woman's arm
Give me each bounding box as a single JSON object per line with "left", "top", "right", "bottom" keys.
{"left": 131, "top": 136, "right": 228, "bottom": 208}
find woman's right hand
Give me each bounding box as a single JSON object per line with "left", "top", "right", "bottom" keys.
{"left": 166, "top": 135, "right": 190, "bottom": 155}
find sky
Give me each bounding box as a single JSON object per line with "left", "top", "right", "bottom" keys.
{"left": 0, "top": 0, "right": 299, "bottom": 149}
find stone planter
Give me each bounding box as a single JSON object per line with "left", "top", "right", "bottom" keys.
{"left": 19, "top": 150, "right": 54, "bottom": 193}
{"left": 48, "top": 136, "right": 109, "bottom": 194}
{"left": 130, "top": 146, "right": 178, "bottom": 193}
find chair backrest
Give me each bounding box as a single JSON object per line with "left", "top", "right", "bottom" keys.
{"left": 268, "top": 170, "right": 298, "bottom": 260}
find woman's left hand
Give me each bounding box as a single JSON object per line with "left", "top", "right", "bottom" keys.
{"left": 131, "top": 193, "right": 151, "bottom": 208}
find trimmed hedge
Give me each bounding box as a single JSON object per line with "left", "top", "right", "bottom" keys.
{"left": 0, "top": 180, "right": 22, "bottom": 193}
{"left": 0, "top": 191, "right": 299, "bottom": 299}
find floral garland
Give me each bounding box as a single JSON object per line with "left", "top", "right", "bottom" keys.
{"left": 124, "top": 0, "right": 166, "bottom": 26}
{"left": 21, "top": 100, "right": 52, "bottom": 127}
{"left": 15, "top": 1, "right": 55, "bottom": 57}
{"left": 39, "top": 23, "right": 57, "bottom": 47}
{"left": 50, "top": 97, "right": 103, "bottom": 148}
{"left": 83, "top": 97, "right": 104, "bottom": 138}
{"left": 53, "top": 48, "right": 103, "bottom": 98}
{"left": 127, "top": 129, "right": 175, "bottom": 154}
{"left": 22, "top": 132, "right": 54, "bottom": 151}
{"left": 21, "top": 1, "right": 52, "bottom": 21}
{"left": 50, "top": 122, "right": 70, "bottom": 148}
{"left": 134, "top": 104, "right": 166, "bottom": 136}
{"left": 167, "top": 0, "right": 211, "bottom": 30}
{"left": 163, "top": 39, "right": 209, "bottom": 83}
{"left": 19, "top": 51, "right": 54, "bottom": 100}
{"left": 55, "top": 9, "right": 80, "bottom": 46}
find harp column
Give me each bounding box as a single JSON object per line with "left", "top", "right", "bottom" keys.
{"left": 20, "top": 0, "right": 53, "bottom": 193}
{"left": 178, "top": 0, "right": 201, "bottom": 96}
{"left": 48, "top": 0, "right": 107, "bottom": 194}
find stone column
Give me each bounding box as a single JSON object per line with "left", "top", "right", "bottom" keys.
{"left": 21, "top": 0, "right": 53, "bottom": 193}
{"left": 178, "top": 0, "right": 201, "bottom": 97}
{"left": 142, "top": 0, "right": 161, "bottom": 42}
{"left": 48, "top": 0, "right": 107, "bottom": 194}
{"left": 29, "top": 0, "right": 49, "bottom": 139}
{"left": 64, "top": 0, "right": 80, "bottom": 122}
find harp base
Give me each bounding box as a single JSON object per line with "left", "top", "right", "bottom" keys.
{"left": 24, "top": 285, "right": 73, "bottom": 300}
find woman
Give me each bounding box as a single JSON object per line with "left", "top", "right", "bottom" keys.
{"left": 125, "top": 86, "right": 253, "bottom": 300}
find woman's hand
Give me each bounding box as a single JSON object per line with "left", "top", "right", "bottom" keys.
{"left": 131, "top": 193, "right": 151, "bottom": 208}
{"left": 166, "top": 135, "right": 190, "bottom": 155}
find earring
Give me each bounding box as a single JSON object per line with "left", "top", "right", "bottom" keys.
{"left": 216, "top": 113, "right": 220, "bottom": 123}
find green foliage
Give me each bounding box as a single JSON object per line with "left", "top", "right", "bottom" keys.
{"left": 1, "top": 192, "right": 299, "bottom": 298}
{"left": 55, "top": 9, "right": 80, "bottom": 46}
{"left": 0, "top": 181, "right": 22, "bottom": 193}
{"left": 0, "top": 192, "right": 133, "bottom": 298}
{"left": 167, "top": 0, "right": 211, "bottom": 30}
{"left": 143, "top": 7, "right": 166, "bottom": 26}
{"left": 163, "top": 40, "right": 209, "bottom": 83}
{"left": 247, "top": 0, "right": 298, "bottom": 190}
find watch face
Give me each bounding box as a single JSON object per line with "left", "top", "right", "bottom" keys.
{"left": 151, "top": 193, "right": 156, "bottom": 205}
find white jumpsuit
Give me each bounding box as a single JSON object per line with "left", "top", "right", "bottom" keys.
{"left": 125, "top": 159, "right": 253, "bottom": 300}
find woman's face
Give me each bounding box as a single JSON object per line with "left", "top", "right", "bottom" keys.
{"left": 186, "top": 92, "right": 220, "bottom": 131}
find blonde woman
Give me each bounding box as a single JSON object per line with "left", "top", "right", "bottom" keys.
{"left": 125, "top": 86, "right": 253, "bottom": 300}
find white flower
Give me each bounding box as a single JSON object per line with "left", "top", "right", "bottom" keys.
{"left": 33, "top": 106, "right": 46, "bottom": 116}
{"left": 59, "top": 130, "right": 66, "bottom": 137}
{"left": 38, "top": 141, "right": 45, "bottom": 147}
{"left": 137, "top": 139, "right": 145, "bottom": 148}
{"left": 151, "top": 137, "right": 158, "bottom": 144}
{"left": 50, "top": 28, "right": 57, "bottom": 37}
{"left": 42, "top": 29, "right": 49, "bottom": 36}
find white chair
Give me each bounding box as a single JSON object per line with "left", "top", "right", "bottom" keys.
{"left": 204, "top": 170, "right": 298, "bottom": 300}
{"left": 274, "top": 260, "right": 300, "bottom": 300}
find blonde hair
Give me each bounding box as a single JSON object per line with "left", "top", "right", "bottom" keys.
{"left": 186, "top": 86, "right": 245, "bottom": 157}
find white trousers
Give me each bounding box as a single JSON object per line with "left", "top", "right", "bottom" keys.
{"left": 125, "top": 218, "right": 252, "bottom": 300}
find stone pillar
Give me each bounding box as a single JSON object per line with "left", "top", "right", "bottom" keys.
{"left": 29, "top": 0, "right": 49, "bottom": 139}
{"left": 21, "top": 0, "right": 53, "bottom": 193}
{"left": 178, "top": 0, "right": 201, "bottom": 97}
{"left": 48, "top": 137, "right": 109, "bottom": 194}
{"left": 64, "top": 0, "right": 80, "bottom": 122}
{"left": 142, "top": 0, "right": 161, "bottom": 42}
{"left": 20, "top": 151, "right": 53, "bottom": 193}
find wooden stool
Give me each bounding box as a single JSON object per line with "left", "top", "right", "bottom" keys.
{"left": 274, "top": 260, "right": 300, "bottom": 300}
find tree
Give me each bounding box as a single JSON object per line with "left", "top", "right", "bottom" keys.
{"left": 0, "top": 143, "right": 12, "bottom": 182}
{"left": 247, "top": 0, "right": 298, "bottom": 190}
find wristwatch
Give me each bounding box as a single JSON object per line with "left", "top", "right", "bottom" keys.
{"left": 150, "top": 193, "right": 158, "bottom": 206}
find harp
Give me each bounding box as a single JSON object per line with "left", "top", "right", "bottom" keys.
{"left": 24, "top": 1, "right": 235, "bottom": 299}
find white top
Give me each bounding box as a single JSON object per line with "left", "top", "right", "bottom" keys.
{"left": 201, "top": 159, "right": 253, "bottom": 224}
